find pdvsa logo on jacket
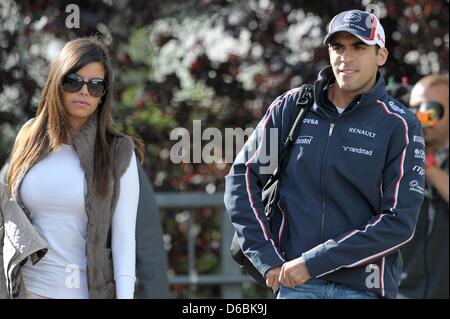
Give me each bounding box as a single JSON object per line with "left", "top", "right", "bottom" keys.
{"left": 303, "top": 118, "right": 319, "bottom": 125}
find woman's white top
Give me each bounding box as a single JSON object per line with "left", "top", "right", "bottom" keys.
{"left": 20, "top": 143, "right": 139, "bottom": 299}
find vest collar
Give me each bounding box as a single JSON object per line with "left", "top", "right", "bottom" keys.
{"left": 71, "top": 113, "right": 98, "bottom": 179}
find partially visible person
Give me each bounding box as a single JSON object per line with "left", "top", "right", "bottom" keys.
{"left": 399, "top": 74, "right": 449, "bottom": 299}
{"left": 134, "top": 162, "right": 170, "bottom": 299}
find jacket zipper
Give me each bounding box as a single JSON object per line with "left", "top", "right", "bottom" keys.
{"left": 6, "top": 249, "right": 20, "bottom": 298}
{"left": 319, "top": 121, "right": 336, "bottom": 242}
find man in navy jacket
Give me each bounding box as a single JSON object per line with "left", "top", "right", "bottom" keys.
{"left": 224, "top": 9, "right": 425, "bottom": 299}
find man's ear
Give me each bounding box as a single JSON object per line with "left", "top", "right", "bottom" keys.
{"left": 377, "top": 47, "right": 389, "bottom": 67}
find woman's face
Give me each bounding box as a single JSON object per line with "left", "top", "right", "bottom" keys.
{"left": 62, "top": 62, "right": 106, "bottom": 130}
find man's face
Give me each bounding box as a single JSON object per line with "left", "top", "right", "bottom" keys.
{"left": 410, "top": 83, "right": 449, "bottom": 147}
{"left": 328, "top": 32, "right": 388, "bottom": 97}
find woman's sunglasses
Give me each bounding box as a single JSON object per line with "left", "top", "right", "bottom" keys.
{"left": 62, "top": 73, "right": 107, "bottom": 98}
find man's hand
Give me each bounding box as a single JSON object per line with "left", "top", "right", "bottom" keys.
{"left": 279, "top": 257, "right": 312, "bottom": 288}
{"left": 265, "top": 267, "right": 282, "bottom": 293}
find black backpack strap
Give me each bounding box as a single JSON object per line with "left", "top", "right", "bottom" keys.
{"left": 268, "top": 84, "right": 314, "bottom": 185}
{"left": 280, "top": 84, "right": 314, "bottom": 173}
{"left": 262, "top": 84, "right": 314, "bottom": 220}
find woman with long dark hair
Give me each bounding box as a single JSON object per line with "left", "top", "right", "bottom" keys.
{"left": 5, "top": 37, "right": 144, "bottom": 299}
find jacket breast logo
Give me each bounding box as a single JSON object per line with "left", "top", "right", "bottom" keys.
{"left": 295, "top": 136, "right": 314, "bottom": 145}
{"left": 303, "top": 118, "right": 319, "bottom": 125}
{"left": 348, "top": 127, "right": 376, "bottom": 138}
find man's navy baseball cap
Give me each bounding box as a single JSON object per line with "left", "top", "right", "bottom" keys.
{"left": 323, "top": 10, "right": 386, "bottom": 48}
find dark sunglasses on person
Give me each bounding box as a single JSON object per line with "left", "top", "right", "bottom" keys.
{"left": 412, "top": 101, "right": 444, "bottom": 128}
{"left": 62, "top": 73, "right": 107, "bottom": 98}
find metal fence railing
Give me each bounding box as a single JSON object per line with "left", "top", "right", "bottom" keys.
{"left": 155, "top": 192, "right": 254, "bottom": 298}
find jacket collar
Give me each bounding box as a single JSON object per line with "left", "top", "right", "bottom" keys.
{"left": 313, "top": 65, "right": 388, "bottom": 114}
{"left": 71, "top": 113, "right": 98, "bottom": 179}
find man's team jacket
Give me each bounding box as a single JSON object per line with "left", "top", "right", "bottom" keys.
{"left": 224, "top": 66, "right": 425, "bottom": 298}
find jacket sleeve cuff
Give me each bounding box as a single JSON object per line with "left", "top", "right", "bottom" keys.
{"left": 250, "top": 245, "right": 285, "bottom": 278}
{"left": 302, "top": 241, "right": 336, "bottom": 278}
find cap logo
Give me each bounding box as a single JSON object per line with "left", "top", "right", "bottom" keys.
{"left": 343, "top": 12, "right": 362, "bottom": 23}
